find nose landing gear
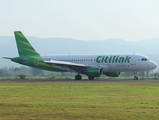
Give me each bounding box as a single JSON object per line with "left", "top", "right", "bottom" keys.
{"left": 134, "top": 76, "right": 138, "bottom": 80}
{"left": 134, "top": 72, "right": 138, "bottom": 80}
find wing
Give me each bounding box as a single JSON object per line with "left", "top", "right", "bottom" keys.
{"left": 44, "top": 60, "right": 87, "bottom": 72}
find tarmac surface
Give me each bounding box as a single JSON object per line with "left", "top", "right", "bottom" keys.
{"left": 0, "top": 79, "right": 159, "bottom": 83}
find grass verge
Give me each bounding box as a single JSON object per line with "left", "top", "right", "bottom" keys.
{"left": 0, "top": 82, "right": 159, "bottom": 120}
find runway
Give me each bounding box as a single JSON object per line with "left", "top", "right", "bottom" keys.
{"left": 0, "top": 79, "right": 159, "bottom": 83}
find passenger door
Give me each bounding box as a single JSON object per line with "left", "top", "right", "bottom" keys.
{"left": 131, "top": 55, "right": 136, "bottom": 65}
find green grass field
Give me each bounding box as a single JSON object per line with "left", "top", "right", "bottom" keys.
{"left": 0, "top": 81, "right": 159, "bottom": 120}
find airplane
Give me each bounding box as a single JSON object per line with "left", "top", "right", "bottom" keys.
{"left": 3, "top": 31, "right": 158, "bottom": 80}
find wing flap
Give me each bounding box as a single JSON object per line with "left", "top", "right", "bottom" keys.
{"left": 44, "top": 60, "right": 86, "bottom": 67}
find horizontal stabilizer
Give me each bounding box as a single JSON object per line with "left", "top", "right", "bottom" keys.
{"left": 3, "top": 57, "right": 28, "bottom": 63}
{"left": 3, "top": 57, "right": 13, "bottom": 59}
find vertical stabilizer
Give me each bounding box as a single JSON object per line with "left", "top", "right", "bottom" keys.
{"left": 14, "top": 31, "right": 40, "bottom": 56}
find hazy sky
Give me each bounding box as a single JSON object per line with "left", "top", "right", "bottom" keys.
{"left": 1, "top": 0, "right": 159, "bottom": 41}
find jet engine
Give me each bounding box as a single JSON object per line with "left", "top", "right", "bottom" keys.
{"left": 85, "top": 67, "right": 103, "bottom": 77}
{"left": 105, "top": 72, "right": 120, "bottom": 77}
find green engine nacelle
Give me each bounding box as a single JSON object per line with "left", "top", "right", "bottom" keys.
{"left": 85, "top": 67, "right": 102, "bottom": 77}
{"left": 105, "top": 72, "right": 120, "bottom": 77}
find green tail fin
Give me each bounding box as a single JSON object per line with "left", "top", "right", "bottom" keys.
{"left": 14, "top": 31, "right": 40, "bottom": 56}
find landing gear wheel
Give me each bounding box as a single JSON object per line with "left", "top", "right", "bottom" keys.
{"left": 134, "top": 76, "right": 138, "bottom": 80}
{"left": 88, "top": 76, "right": 94, "bottom": 80}
{"left": 75, "top": 75, "right": 82, "bottom": 80}
{"left": 134, "top": 71, "right": 138, "bottom": 80}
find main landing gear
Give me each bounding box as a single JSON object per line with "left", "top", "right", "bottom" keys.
{"left": 75, "top": 74, "right": 95, "bottom": 80}
{"left": 88, "top": 76, "right": 94, "bottom": 80}
{"left": 75, "top": 74, "right": 82, "bottom": 80}
{"left": 134, "top": 72, "right": 138, "bottom": 80}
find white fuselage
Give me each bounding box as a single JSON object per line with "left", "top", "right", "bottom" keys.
{"left": 41, "top": 53, "right": 157, "bottom": 73}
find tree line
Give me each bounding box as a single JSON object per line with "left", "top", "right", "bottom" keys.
{"left": 0, "top": 66, "right": 74, "bottom": 77}
{"left": 0, "top": 66, "right": 158, "bottom": 79}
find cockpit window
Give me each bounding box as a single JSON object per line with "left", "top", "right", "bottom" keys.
{"left": 142, "top": 58, "right": 148, "bottom": 61}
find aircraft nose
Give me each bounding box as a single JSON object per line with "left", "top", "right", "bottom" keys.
{"left": 151, "top": 61, "right": 158, "bottom": 69}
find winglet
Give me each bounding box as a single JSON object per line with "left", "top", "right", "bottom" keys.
{"left": 14, "top": 31, "right": 40, "bottom": 56}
